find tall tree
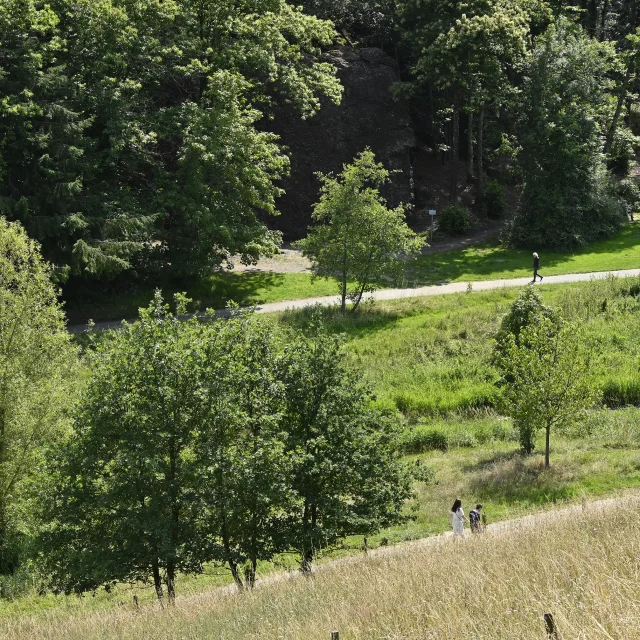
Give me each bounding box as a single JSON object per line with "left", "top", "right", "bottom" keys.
{"left": 279, "top": 325, "right": 414, "bottom": 573}
{"left": 296, "top": 150, "right": 424, "bottom": 313}
{"left": 397, "top": 0, "right": 530, "bottom": 203}
{"left": 0, "top": 218, "right": 77, "bottom": 574}
{"left": 512, "top": 17, "right": 625, "bottom": 248}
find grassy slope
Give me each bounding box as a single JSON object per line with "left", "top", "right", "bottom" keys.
{"left": 286, "top": 277, "right": 640, "bottom": 416}
{"left": 9, "top": 277, "right": 640, "bottom": 622}
{"left": 3, "top": 497, "right": 639, "bottom": 639}
{"left": 63, "top": 223, "right": 640, "bottom": 323}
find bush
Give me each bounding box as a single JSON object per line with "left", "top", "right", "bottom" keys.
{"left": 438, "top": 204, "right": 471, "bottom": 235}
{"left": 401, "top": 426, "right": 448, "bottom": 453}
{"left": 616, "top": 179, "right": 640, "bottom": 220}
{"left": 484, "top": 180, "right": 507, "bottom": 219}
{"left": 602, "top": 378, "right": 640, "bottom": 408}
{"left": 494, "top": 287, "right": 562, "bottom": 363}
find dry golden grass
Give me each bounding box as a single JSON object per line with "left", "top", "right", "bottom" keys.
{"left": 4, "top": 495, "right": 640, "bottom": 639}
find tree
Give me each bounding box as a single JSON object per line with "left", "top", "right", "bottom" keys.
{"left": 397, "top": 0, "right": 530, "bottom": 202}
{"left": 40, "top": 298, "right": 414, "bottom": 598}
{"left": 0, "top": 218, "right": 77, "bottom": 574}
{"left": 195, "top": 313, "right": 295, "bottom": 590}
{"left": 0, "top": 0, "right": 342, "bottom": 280}
{"left": 512, "top": 18, "right": 626, "bottom": 249}
{"left": 279, "top": 323, "right": 414, "bottom": 572}
{"left": 495, "top": 317, "right": 598, "bottom": 466}
{"left": 296, "top": 150, "right": 425, "bottom": 313}
{"left": 39, "top": 295, "right": 298, "bottom": 601}
{"left": 494, "top": 286, "right": 562, "bottom": 360}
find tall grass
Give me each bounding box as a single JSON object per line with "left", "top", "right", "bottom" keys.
{"left": 3, "top": 497, "right": 638, "bottom": 639}
{"left": 284, "top": 278, "right": 640, "bottom": 419}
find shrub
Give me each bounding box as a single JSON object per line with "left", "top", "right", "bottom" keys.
{"left": 484, "top": 180, "right": 507, "bottom": 219}
{"left": 438, "top": 204, "right": 471, "bottom": 235}
{"left": 494, "top": 287, "right": 562, "bottom": 364}
{"left": 401, "top": 426, "right": 448, "bottom": 453}
{"left": 602, "top": 378, "right": 640, "bottom": 408}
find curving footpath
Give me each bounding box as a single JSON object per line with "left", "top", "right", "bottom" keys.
{"left": 67, "top": 268, "right": 640, "bottom": 333}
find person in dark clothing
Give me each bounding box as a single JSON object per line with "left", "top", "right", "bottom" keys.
{"left": 532, "top": 252, "right": 543, "bottom": 283}
{"left": 469, "top": 504, "right": 484, "bottom": 533}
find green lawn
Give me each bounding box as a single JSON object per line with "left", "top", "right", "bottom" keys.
{"left": 408, "top": 223, "right": 640, "bottom": 285}
{"left": 63, "top": 271, "right": 342, "bottom": 324}
{"left": 63, "top": 224, "right": 640, "bottom": 324}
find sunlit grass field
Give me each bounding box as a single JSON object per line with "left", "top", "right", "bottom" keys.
{"left": 6, "top": 276, "right": 640, "bottom": 627}
{"left": 3, "top": 495, "right": 639, "bottom": 639}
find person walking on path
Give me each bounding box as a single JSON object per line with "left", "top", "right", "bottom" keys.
{"left": 532, "top": 252, "right": 543, "bottom": 283}
{"left": 469, "top": 504, "right": 484, "bottom": 533}
{"left": 449, "top": 498, "right": 468, "bottom": 537}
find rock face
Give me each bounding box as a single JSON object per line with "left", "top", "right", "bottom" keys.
{"left": 270, "top": 47, "right": 415, "bottom": 240}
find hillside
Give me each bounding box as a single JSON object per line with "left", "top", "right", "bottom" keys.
{"left": 3, "top": 495, "right": 637, "bottom": 639}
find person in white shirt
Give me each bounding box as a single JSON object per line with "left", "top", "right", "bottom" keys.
{"left": 449, "top": 498, "right": 468, "bottom": 536}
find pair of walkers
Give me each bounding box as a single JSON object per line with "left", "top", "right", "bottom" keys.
{"left": 449, "top": 499, "right": 485, "bottom": 536}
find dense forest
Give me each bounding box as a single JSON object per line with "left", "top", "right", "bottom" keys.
{"left": 1, "top": 0, "right": 639, "bottom": 287}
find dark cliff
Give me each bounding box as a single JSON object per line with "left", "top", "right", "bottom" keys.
{"left": 270, "top": 47, "right": 415, "bottom": 240}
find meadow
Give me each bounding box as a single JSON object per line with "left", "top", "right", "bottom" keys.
{"left": 2, "top": 496, "right": 639, "bottom": 639}
{"left": 4, "top": 275, "right": 640, "bottom": 630}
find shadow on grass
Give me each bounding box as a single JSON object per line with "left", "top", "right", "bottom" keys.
{"left": 407, "top": 224, "right": 640, "bottom": 286}
{"left": 63, "top": 271, "right": 287, "bottom": 325}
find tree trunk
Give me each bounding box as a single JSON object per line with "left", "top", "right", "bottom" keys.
{"left": 599, "top": 0, "right": 609, "bottom": 40}
{"left": 545, "top": 425, "right": 551, "bottom": 468}
{"left": 166, "top": 560, "right": 176, "bottom": 605}
{"left": 246, "top": 558, "right": 257, "bottom": 589}
{"left": 301, "top": 500, "right": 317, "bottom": 575}
{"left": 449, "top": 89, "right": 461, "bottom": 202}
{"left": 221, "top": 511, "right": 244, "bottom": 590}
{"left": 476, "top": 106, "right": 485, "bottom": 211}
{"left": 467, "top": 111, "right": 474, "bottom": 182}
{"left": 152, "top": 557, "right": 164, "bottom": 606}
{"left": 340, "top": 243, "right": 348, "bottom": 313}
{"left": 587, "top": 0, "right": 598, "bottom": 35}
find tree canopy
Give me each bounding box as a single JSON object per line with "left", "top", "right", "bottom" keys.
{"left": 0, "top": 0, "right": 341, "bottom": 280}
{"left": 0, "top": 218, "right": 77, "bottom": 574}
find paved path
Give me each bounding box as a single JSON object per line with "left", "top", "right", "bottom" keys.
{"left": 67, "top": 268, "right": 640, "bottom": 333}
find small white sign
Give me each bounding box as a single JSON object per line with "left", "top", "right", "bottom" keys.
{"left": 428, "top": 209, "right": 437, "bottom": 216}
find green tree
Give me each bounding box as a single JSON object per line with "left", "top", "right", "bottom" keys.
{"left": 0, "top": 0, "right": 342, "bottom": 280}
{"left": 296, "top": 150, "right": 424, "bottom": 313}
{"left": 396, "top": 0, "right": 531, "bottom": 202}
{"left": 0, "top": 218, "right": 77, "bottom": 574}
{"left": 279, "top": 324, "right": 414, "bottom": 572}
{"left": 512, "top": 18, "right": 625, "bottom": 248}
{"left": 195, "top": 313, "right": 295, "bottom": 590}
{"left": 494, "top": 286, "right": 562, "bottom": 357}
{"left": 39, "top": 295, "right": 297, "bottom": 601}
{"left": 495, "top": 317, "right": 598, "bottom": 466}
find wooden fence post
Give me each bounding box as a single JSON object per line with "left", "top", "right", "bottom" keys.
{"left": 544, "top": 612, "right": 559, "bottom": 639}
{"left": 330, "top": 632, "right": 340, "bottom": 640}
